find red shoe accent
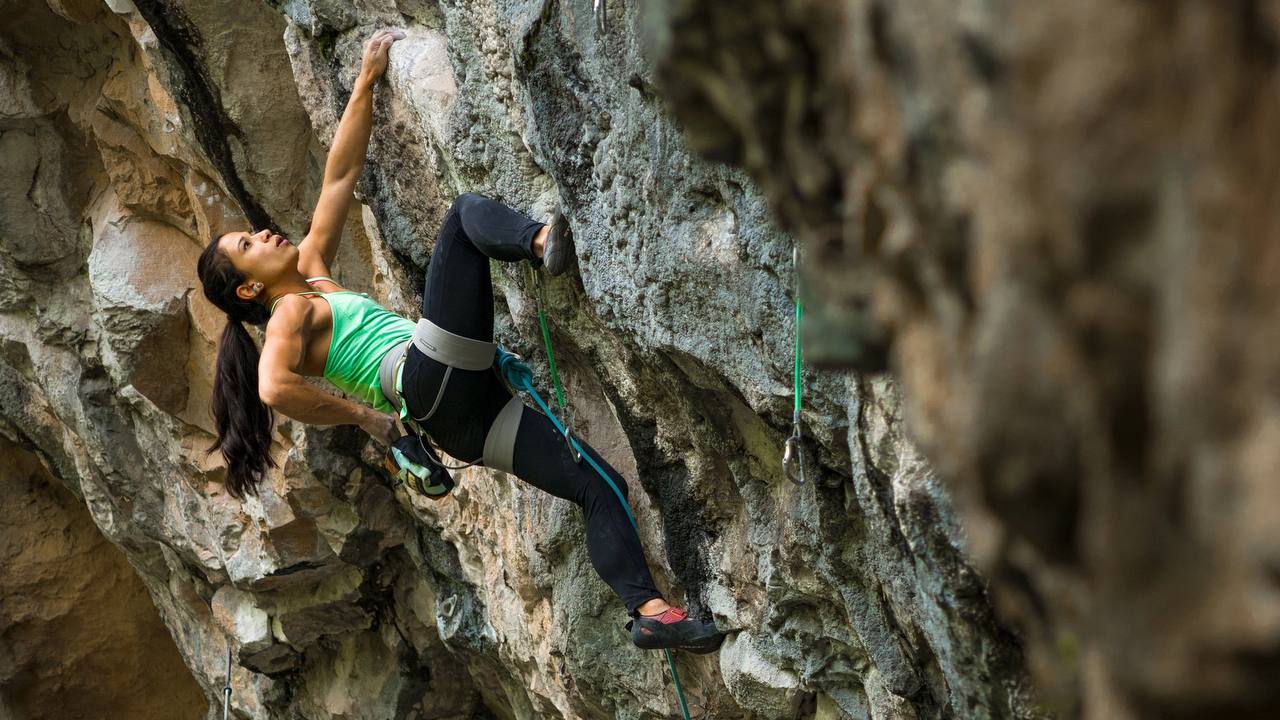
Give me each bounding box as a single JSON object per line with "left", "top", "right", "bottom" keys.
{"left": 643, "top": 607, "right": 688, "bottom": 624}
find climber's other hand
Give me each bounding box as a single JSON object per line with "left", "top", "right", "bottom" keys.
{"left": 359, "top": 410, "right": 400, "bottom": 446}
{"left": 360, "top": 28, "right": 406, "bottom": 80}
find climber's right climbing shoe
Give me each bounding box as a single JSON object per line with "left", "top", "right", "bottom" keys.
{"left": 543, "top": 205, "right": 575, "bottom": 276}
{"left": 627, "top": 607, "right": 726, "bottom": 654}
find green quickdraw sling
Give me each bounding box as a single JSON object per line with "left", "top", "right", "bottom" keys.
{"left": 527, "top": 265, "right": 581, "bottom": 463}
{"left": 782, "top": 246, "right": 806, "bottom": 485}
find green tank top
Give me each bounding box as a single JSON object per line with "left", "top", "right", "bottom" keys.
{"left": 270, "top": 278, "right": 414, "bottom": 413}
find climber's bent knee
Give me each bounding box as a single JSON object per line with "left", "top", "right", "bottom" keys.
{"left": 482, "top": 395, "right": 524, "bottom": 474}
{"left": 451, "top": 192, "right": 486, "bottom": 216}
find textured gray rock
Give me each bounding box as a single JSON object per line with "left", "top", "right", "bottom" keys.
{"left": 0, "top": 1, "right": 1040, "bottom": 719}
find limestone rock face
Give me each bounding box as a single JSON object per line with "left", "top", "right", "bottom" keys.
{"left": 1, "top": 1, "right": 1039, "bottom": 719}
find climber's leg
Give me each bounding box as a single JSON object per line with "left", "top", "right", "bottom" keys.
{"left": 507, "top": 407, "right": 663, "bottom": 614}
{"left": 505, "top": 408, "right": 726, "bottom": 650}
{"left": 407, "top": 194, "right": 539, "bottom": 457}
{"left": 422, "top": 192, "right": 550, "bottom": 340}
{"left": 451, "top": 192, "right": 545, "bottom": 263}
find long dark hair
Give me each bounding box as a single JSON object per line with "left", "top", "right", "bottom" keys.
{"left": 197, "top": 235, "right": 275, "bottom": 499}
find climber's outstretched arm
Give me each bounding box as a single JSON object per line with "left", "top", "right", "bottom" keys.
{"left": 298, "top": 28, "right": 405, "bottom": 277}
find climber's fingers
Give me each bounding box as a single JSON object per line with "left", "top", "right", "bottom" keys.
{"left": 363, "top": 29, "right": 396, "bottom": 58}
{"left": 364, "top": 28, "right": 400, "bottom": 49}
{"left": 361, "top": 28, "right": 406, "bottom": 79}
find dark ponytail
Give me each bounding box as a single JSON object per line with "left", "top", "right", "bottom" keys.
{"left": 197, "top": 235, "right": 275, "bottom": 499}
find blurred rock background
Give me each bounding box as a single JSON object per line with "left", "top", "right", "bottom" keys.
{"left": 651, "top": 2, "right": 1280, "bottom": 718}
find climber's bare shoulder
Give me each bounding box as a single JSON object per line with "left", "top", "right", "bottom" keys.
{"left": 262, "top": 295, "right": 332, "bottom": 378}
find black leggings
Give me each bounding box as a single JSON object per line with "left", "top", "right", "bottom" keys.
{"left": 401, "top": 193, "right": 662, "bottom": 614}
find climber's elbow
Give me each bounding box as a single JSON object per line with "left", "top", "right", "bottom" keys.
{"left": 258, "top": 375, "right": 292, "bottom": 410}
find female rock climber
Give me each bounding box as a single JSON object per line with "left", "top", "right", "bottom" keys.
{"left": 195, "top": 29, "right": 723, "bottom": 653}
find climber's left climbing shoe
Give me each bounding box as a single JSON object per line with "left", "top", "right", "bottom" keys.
{"left": 543, "top": 205, "right": 575, "bottom": 276}
{"left": 384, "top": 435, "right": 455, "bottom": 499}
{"left": 627, "top": 607, "right": 726, "bottom": 654}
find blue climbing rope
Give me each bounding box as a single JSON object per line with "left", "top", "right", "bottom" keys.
{"left": 496, "top": 348, "right": 693, "bottom": 720}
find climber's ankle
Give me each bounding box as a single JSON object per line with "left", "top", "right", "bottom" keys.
{"left": 636, "top": 597, "right": 671, "bottom": 616}
{"left": 532, "top": 225, "right": 549, "bottom": 258}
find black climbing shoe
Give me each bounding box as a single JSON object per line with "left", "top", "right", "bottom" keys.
{"left": 543, "top": 205, "right": 574, "bottom": 276}
{"left": 384, "top": 435, "right": 455, "bottom": 500}
{"left": 627, "top": 607, "right": 726, "bottom": 654}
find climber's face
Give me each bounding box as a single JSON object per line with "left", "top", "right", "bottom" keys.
{"left": 218, "top": 229, "right": 297, "bottom": 302}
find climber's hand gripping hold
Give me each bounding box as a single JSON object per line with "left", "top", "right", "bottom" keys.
{"left": 360, "top": 28, "right": 405, "bottom": 81}
{"left": 360, "top": 410, "right": 401, "bottom": 446}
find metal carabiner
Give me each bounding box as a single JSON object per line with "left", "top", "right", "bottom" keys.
{"left": 563, "top": 409, "right": 582, "bottom": 463}
{"left": 222, "top": 643, "right": 233, "bottom": 720}
{"left": 594, "top": 0, "right": 607, "bottom": 33}
{"left": 782, "top": 422, "right": 806, "bottom": 485}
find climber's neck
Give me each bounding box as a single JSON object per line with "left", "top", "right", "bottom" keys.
{"left": 262, "top": 274, "right": 321, "bottom": 311}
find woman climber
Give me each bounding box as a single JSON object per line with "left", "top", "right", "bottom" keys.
{"left": 195, "top": 29, "right": 724, "bottom": 654}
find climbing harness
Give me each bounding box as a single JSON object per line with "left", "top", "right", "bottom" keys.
{"left": 526, "top": 265, "right": 581, "bottom": 462}
{"left": 222, "top": 642, "right": 233, "bottom": 720}
{"left": 782, "top": 246, "right": 807, "bottom": 485}
{"left": 377, "top": 319, "right": 513, "bottom": 498}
